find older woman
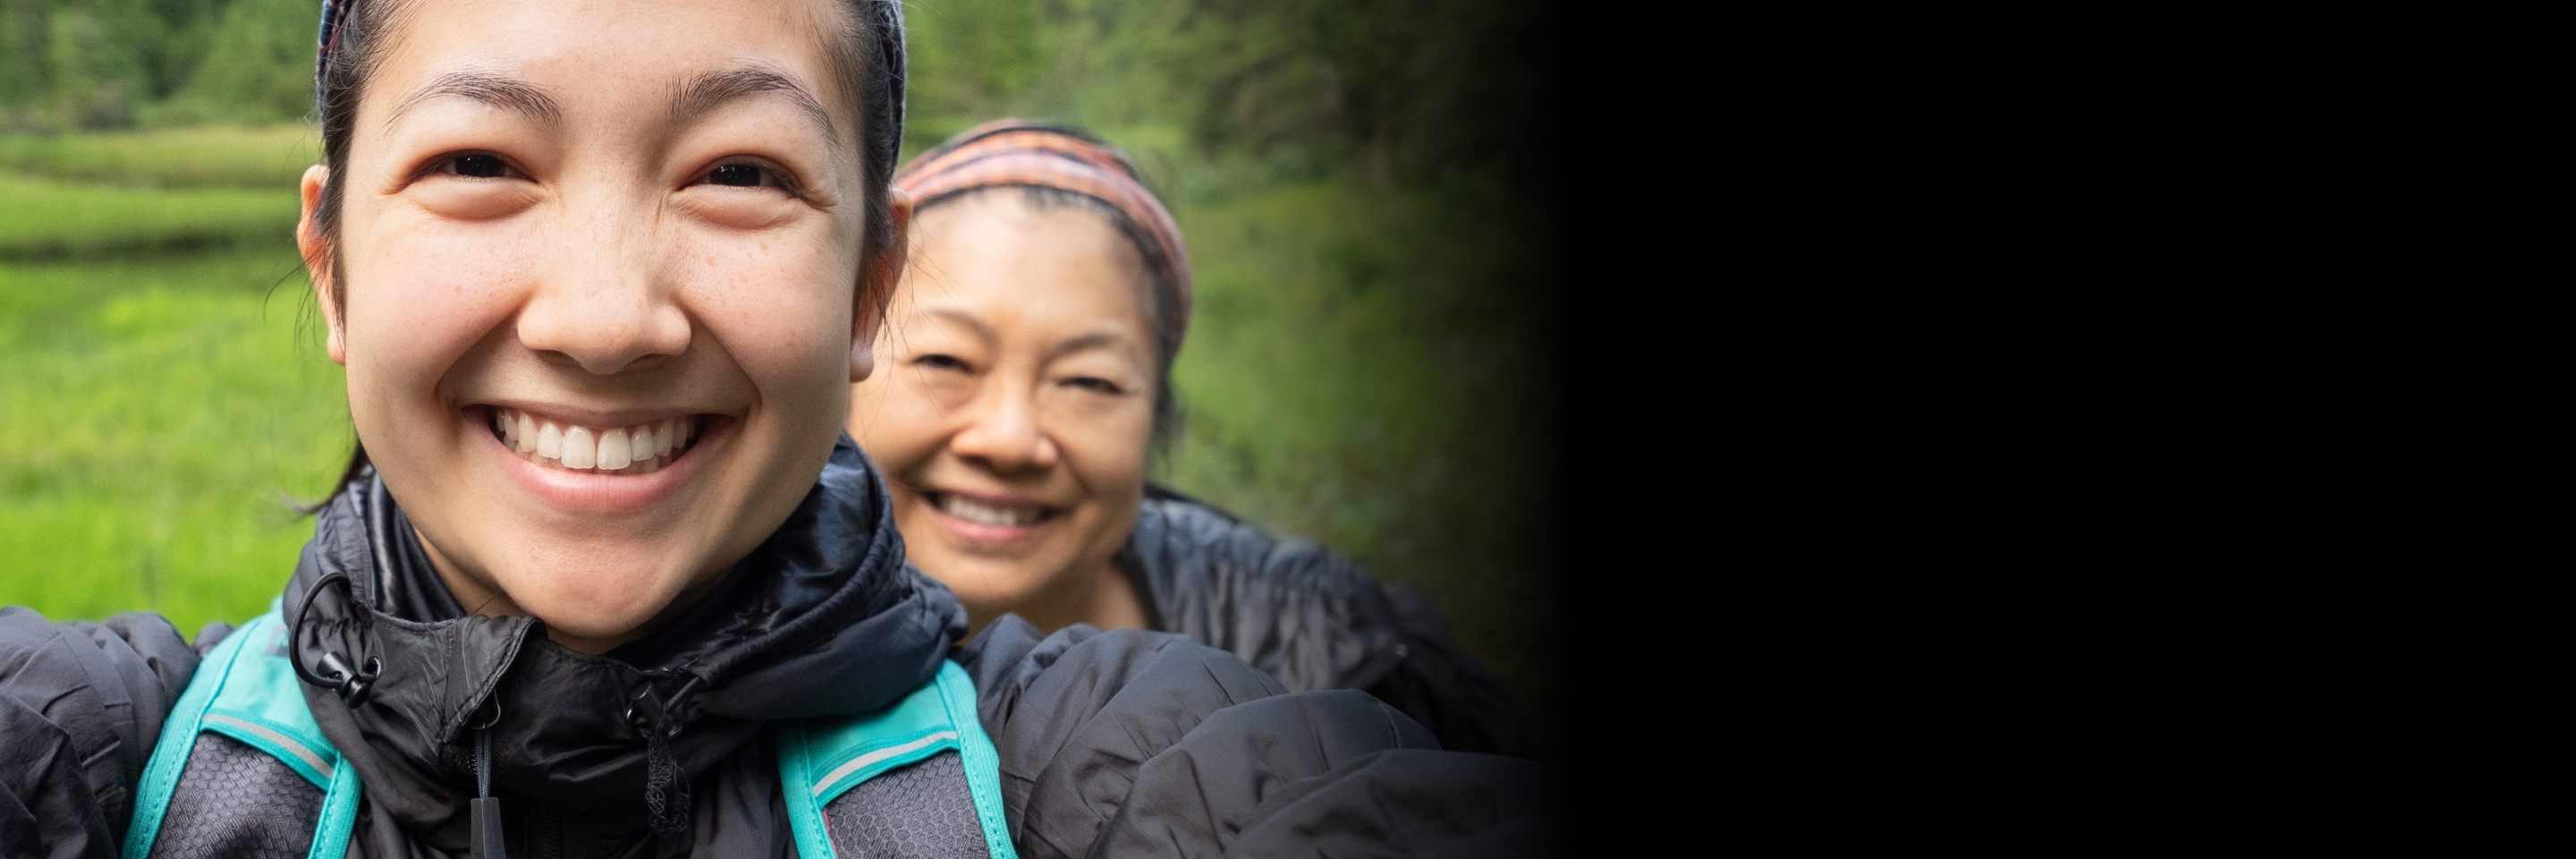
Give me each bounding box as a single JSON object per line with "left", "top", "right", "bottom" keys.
{"left": 851, "top": 121, "right": 1538, "bottom": 757}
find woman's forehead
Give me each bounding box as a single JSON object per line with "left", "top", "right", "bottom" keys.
{"left": 904, "top": 197, "right": 1155, "bottom": 350}
{"left": 364, "top": 0, "right": 860, "bottom": 140}
{"left": 915, "top": 194, "right": 1147, "bottom": 285}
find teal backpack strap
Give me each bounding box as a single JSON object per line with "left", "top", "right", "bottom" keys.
{"left": 122, "top": 602, "right": 364, "bottom": 859}
{"left": 776, "top": 660, "right": 1018, "bottom": 859}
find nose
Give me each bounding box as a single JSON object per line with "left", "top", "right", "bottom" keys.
{"left": 515, "top": 202, "right": 691, "bottom": 374}
{"left": 948, "top": 381, "right": 1059, "bottom": 474}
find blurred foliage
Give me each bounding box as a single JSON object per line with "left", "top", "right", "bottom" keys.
{"left": 0, "top": 0, "right": 1563, "bottom": 734}
{"left": 1, "top": 0, "right": 307, "bottom": 132}
{"left": 901, "top": 0, "right": 1553, "bottom": 195}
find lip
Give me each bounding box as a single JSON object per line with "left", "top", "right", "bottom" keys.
{"left": 473, "top": 405, "right": 729, "bottom": 513}
{"left": 919, "top": 489, "right": 1062, "bottom": 549}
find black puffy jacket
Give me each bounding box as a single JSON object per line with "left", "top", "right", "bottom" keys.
{"left": 1123, "top": 489, "right": 1543, "bottom": 759}
{"left": 0, "top": 439, "right": 1558, "bottom": 858}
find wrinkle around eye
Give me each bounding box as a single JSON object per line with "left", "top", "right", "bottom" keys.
{"left": 674, "top": 184, "right": 809, "bottom": 232}
{"left": 406, "top": 174, "right": 544, "bottom": 221}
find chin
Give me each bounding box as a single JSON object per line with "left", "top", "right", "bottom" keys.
{"left": 504, "top": 554, "right": 698, "bottom": 642}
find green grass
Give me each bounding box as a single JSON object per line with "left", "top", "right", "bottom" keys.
{"left": 0, "top": 250, "right": 350, "bottom": 637}
{"left": 0, "top": 174, "right": 302, "bottom": 260}
{"left": 0, "top": 126, "right": 321, "bottom": 189}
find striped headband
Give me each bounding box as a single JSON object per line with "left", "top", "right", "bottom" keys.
{"left": 315, "top": 0, "right": 908, "bottom": 180}
{"left": 894, "top": 120, "right": 1193, "bottom": 356}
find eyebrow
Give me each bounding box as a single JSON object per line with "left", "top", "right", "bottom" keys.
{"left": 915, "top": 308, "right": 997, "bottom": 345}
{"left": 671, "top": 66, "right": 839, "bottom": 144}
{"left": 387, "top": 71, "right": 564, "bottom": 129}
{"left": 909, "top": 310, "right": 1139, "bottom": 362}
{"left": 382, "top": 65, "right": 837, "bottom": 143}
{"left": 1045, "top": 331, "right": 1134, "bottom": 363}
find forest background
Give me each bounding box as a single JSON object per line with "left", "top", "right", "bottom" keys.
{"left": 0, "top": 0, "right": 1563, "bottom": 736}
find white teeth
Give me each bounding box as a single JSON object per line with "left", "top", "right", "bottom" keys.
{"left": 561, "top": 426, "right": 597, "bottom": 469}
{"left": 597, "top": 428, "right": 632, "bottom": 470}
{"left": 939, "top": 494, "right": 1045, "bottom": 526}
{"left": 496, "top": 410, "right": 697, "bottom": 473}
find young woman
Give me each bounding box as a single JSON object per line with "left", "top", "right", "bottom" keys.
{"left": 0, "top": 3, "right": 1555, "bottom": 857}
{"left": 848, "top": 122, "right": 1539, "bottom": 759}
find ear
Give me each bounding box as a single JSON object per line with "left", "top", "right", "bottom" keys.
{"left": 298, "top": 165, "right": 348, "bottom": 366}
{"left": 852, "top": 186, "right": 914, "bottom": 383}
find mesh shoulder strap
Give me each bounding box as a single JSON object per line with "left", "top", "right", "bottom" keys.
{"left": 774, "top": 660, "right": 1016, "bottom": 859}
{"left": 123, "top": 604, "right": 363, "bottom": 859}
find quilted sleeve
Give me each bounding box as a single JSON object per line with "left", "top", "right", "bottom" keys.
{"left": 956, "top": 617, "right": 1561, "bottom": 859}
{"left": 0, "top": 606, "right": 201, "bottom": 858}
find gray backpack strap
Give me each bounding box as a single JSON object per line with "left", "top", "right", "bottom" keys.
{"left": 775, "top": 660, "right": 1016, "bottom": 859}
{"left": 123, "top": 605, "right": 363, "bottom": 859}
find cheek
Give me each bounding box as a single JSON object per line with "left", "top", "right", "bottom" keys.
{"left": 683, "top": 232, "right": 854, "bottom": 411}
{"left": 342, "top": 214, "right": 543, "bottom": 409}
{"left": 1059, "top": 400, "right": 1155, "bottom": 498}
{"left": 850, "top": 382, "right": 945, "bottom": 480}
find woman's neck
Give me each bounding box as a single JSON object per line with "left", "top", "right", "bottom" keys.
{"left": 963, "top": 557, "right": 1149, "bottom": 638}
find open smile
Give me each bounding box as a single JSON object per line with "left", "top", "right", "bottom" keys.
{"left": 487, "top": 406, "right": 708, "bottom": 474}
{"left": 474, "top": 404, "right": 732, "bottom": 513}
{"left": 922, "top": 491, "right": 1063, "bottom": 545}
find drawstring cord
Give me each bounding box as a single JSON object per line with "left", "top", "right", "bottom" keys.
{"left": 470, "top": 702, "right": 506, "bottom": 858}
{"left": 290, "top": 574, "right": 383, "bottom": 709}
{"left": 628, "top": 672, "right": 704, "bottom": 837}
{"left": 641, "top": 721, "right": 687, "bottom": 835}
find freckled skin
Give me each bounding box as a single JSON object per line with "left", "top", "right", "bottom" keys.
{"left": 301, "top": 0, "right": 906, "bottom": 653}
{"left": 850, "top": 193, "right": 1153, "bottom": 635}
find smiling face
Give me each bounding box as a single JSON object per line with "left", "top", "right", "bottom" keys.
{"left": 302, "top": 0, "right": 894, "bottom": 652}
{"left": 850, "top": 191, "right": 1156, "bottom": 634}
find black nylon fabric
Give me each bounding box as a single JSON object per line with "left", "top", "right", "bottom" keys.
{"left": 277, "top": 436, "right": 964, "bottom": 858}
{"left": 0, "top": 691, "right": 117, "bottom": 859}
{"left": 1123, "top": 493, "right": 1543, "bottom": 758}
{"left": 952, "top": 617, "right": 1562, "bottom": 859}
{"left": 0, "top": 607, "right": 199, "bottom": 858}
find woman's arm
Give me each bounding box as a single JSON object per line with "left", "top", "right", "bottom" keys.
{"left": 0, "top": 607, "right": 201, "bottom": 856}
{"left": 1129, "top": 496, "right": 1548, "bottom": 758}
{"left": 957, "top": 617, "right": 1561, "bottom": 859}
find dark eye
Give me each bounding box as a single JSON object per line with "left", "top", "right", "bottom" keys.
{"left": 451, "top": 154, "right": 509, "bottom": 178}
{"left": 709, "top": 164, "right": 764, "bottom": 186}
{"left": 915, "top": 353, "right": 970, "bottom": 372}
{"left": 1066, "top": 377, "right": 1123, "bottom": 395}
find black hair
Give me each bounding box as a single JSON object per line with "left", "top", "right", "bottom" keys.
{"left": 303, "top": 0, "right": 909, "bottom": 512}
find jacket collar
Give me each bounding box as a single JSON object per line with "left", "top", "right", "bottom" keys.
{"left": 283, "top": 437, "right": 966, "bottom": 851}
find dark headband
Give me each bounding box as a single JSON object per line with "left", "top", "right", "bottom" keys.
{"left": 315, "top": 0, "right": 907, "bottom": 174}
